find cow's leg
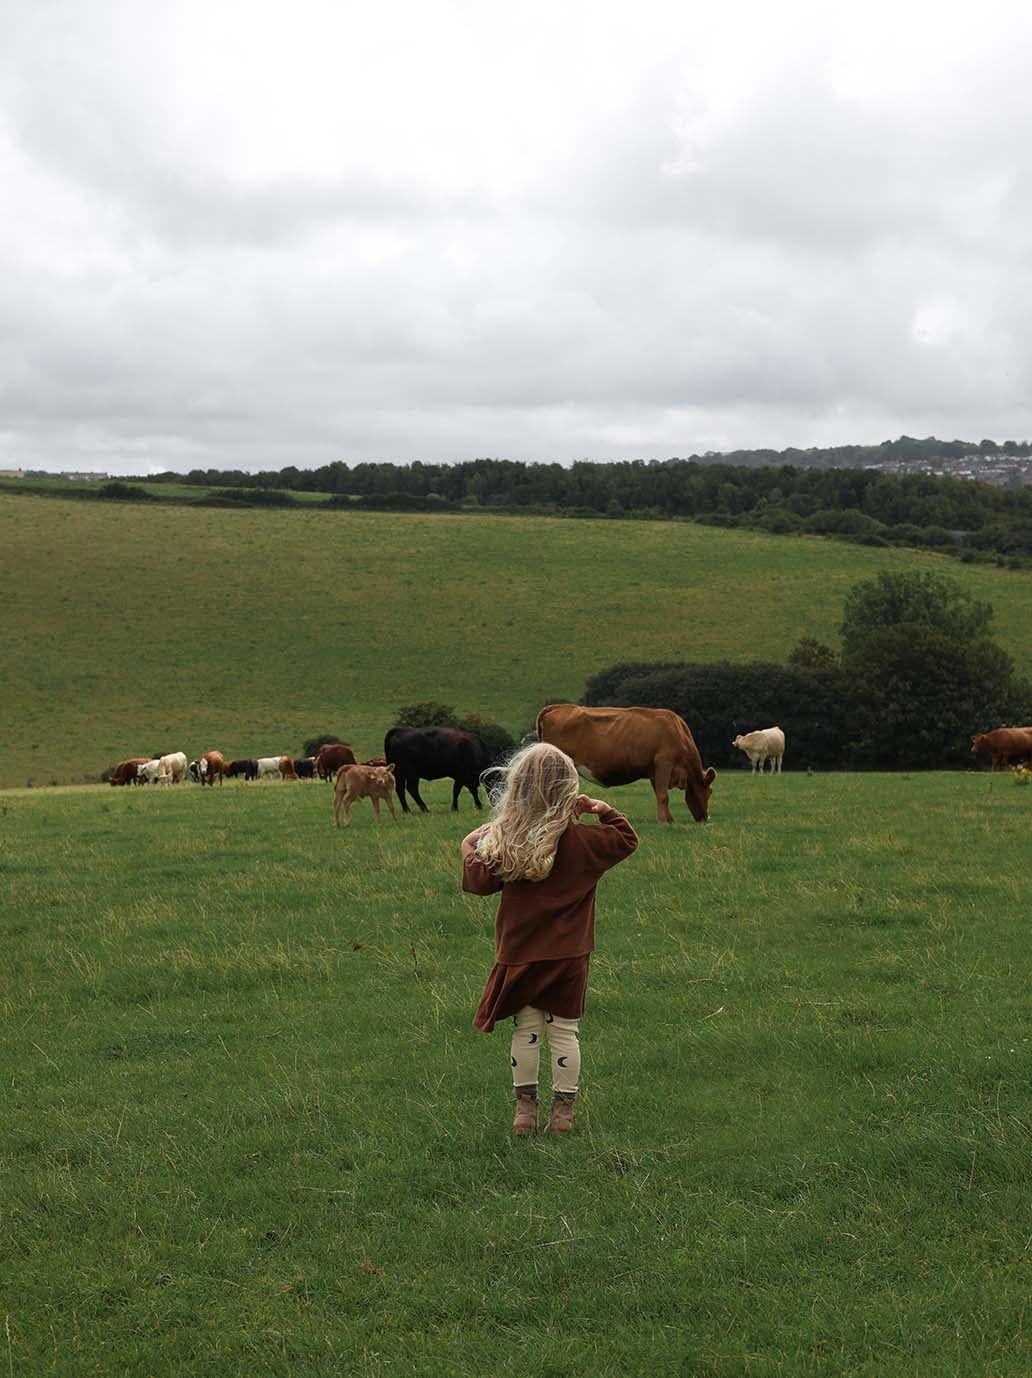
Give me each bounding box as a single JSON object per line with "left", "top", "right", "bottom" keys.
{"left": 395, "top": 775, "right": 411, "bottom": 812}
{"left": 372, "top": 797, "right": 381, "bottom": 823}
{"left": 652, "top": 760, "right": 675, "bottom": 824}
{"left": 408, "top": 778, "right": 430, "bottom": 813}
{"left": 385, "top": 793, "right": 398, "bottom": 822}
{"left": 469, "top": 783, "right": 482, "bottom": 809}
{"left": 333, "top": 786, "right": 343, "bottom": 827}
{"left": 452, "top": 778, "right": 462, "bottom": 811}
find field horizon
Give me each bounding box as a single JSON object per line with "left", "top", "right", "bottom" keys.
{"left": 6, "top": 493, "right": 1032, "bottom": 791}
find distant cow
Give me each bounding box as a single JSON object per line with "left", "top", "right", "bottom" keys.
{"left": 188, "top": 760, "right": 201, "bottom": 783}
{"left": 137, "top": 758, "right": 172, "bottom": 785}
{"left": 537, "top": 703, "right": 715, "bottom": 823}
{"left": 225, "top": 758, "right": 258, "bottom": 780}
{"left": 384, "top": 727, "right": 491, "bottom": 813}
{"left": 293, "top": 757, "right": 316, "bottom": 779}
{"left": 333, "top": 763, "right": 399, "bottom": 828}
{"left": 279, "top": 755, "right": 298, "bottom": 780}
{"left": 110, "top": 757, "right": 149, "bottom": 786}
{"left": 732, "top": 726, "right": 785, "bottom": 774}
{"left": 160, "top": 751, "right": 188, "bottom": 784}
{"left": 199, "top": 751, "right": 227, "bottom": 786}
{"left": 256, "top": 756, "right": 284, "bottom": 780}
{"left": 972, "top": 727, "right": 1032, "bottom": 772}
{"left": 316, "top": 743, "right": 357, "bottom": 780}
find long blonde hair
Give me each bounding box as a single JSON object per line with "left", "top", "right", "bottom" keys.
{"left": 475, "top": 742, "right": 580, "bottom": 882}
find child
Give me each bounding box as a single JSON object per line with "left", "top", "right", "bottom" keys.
{"left": 461, "top": 741, "right": 638, "bottom": 1137}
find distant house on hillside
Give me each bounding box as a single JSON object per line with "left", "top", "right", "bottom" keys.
{"left": 60, "top": 471, "right": 110, "bottom": 481}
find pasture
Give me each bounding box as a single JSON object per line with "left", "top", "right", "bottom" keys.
{"left": 5, "top": 492, "right": 1032, "bottom": 790}
{"left": 4, "top": 771, "right": 1032, "bottom": 1376}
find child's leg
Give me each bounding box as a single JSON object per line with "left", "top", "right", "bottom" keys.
{"left": 511, "top": 1007, "right": 546, "bottom": 1091}
{"left": 545, "top": 1014, "right": 580, "bottom": 1095}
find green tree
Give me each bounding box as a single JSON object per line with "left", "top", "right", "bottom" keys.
{"left": 840, "top": 571, "right": 993, "bottom": 659}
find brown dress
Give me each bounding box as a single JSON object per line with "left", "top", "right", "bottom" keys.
{"left": 462, "top": 805, "right": 639, "bottom": 1032}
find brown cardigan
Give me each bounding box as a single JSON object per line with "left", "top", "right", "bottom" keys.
{"left": 461, "top": 806, "right": 639, "bottom": 962}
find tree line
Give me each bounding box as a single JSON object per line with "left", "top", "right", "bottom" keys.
{"left": 137, "top": 442, "right": 1032, "bottom": 563}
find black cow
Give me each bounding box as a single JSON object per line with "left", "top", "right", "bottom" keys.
{"left": 187, "top": 760, "right": 201, "bottom": 783}
{"left": 293, "top": 757, "right": 316, "bottom": 779}
{"left": 225, "top": 758, "right": 258, "bottom": 781}
{"left": 384, "top": 727, "right": 492, "bottom": 813}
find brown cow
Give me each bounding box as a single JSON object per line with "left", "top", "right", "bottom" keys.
{"left": 199, "top": 750, "right": 227, "bottom": 786}
{"left": 333, "top": 762, "right": 398, "bottom": 828}
{"left": 110, "top": 757, "right": 150, "bottom": 786}
{"left": 972, "top": 727, "right": 1032, "bottom": 772}
{"left": 537, "top": 703, "right": 716, "bottom": 824}
{"left": 316, "top": 743, "right": 357, "bottom": 780}
{"left": 278, "top": 755, "right": 298, "bottom": 780}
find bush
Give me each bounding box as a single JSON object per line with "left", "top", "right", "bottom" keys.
{"left": 197, "top": 488, "right": 298, "bottom": 506}
{"left": 97, "top": 482, "right": 155, "bottom": 502}
{"left": 393, "top": 702, "right": 461, "bottom": 730}
{"left": 302, "top": 733, "right": 345, "bottom": 757}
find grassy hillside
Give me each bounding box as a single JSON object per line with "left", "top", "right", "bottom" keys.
{"left": 5, "top": 772, "right": 1032, "bottom": 1374}
{"left": 5, "top": 492, "right": 1032, "bottom": 789}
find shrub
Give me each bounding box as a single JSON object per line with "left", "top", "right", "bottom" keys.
{"left": 97, "top": 482, "right": 155, "bottom": 502}
{"left": 303, "top": 733, "right": 345, "bottom": 757}
{"left": 393, "top": 702, "right": 461, "bottom": 730}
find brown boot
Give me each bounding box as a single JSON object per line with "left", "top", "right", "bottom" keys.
{"left": 546, "top": 1092, "right": 576, "bottom": 1135}
{"left": 512, "top": 1088, "right": 539, "bottom": 1137}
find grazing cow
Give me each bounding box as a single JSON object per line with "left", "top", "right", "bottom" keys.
{"left": 972, "top": 727, "right": 1032, "bottom": 772}
{"left": 110, "top": 757, "right": 150, "bottom": 786}
{"left": 225, "top": 758, "right": 258, "bottom": 780}
{"left": 160, "top": 751, "right": 188, "bottom": 784}
{"left": 732, "top": 726, "right": 785, "bottom": 774}
{"left": 188, "top": 760, "right": 201, "bottom": 783}
{"left": 333, "top": 763, "right": 399, "bottom": 828}
{"left": 256, "top": 756, "right": 284, "bottom": 780}
{"left": 136, "top": 758, "right": 172, "bottom": 785}
{"left": 278, "top": 755, "right": 298, "bottom": 780}
{"left": 537, "top": 703, "right": 715, "bottom": 824}
{"left": 316, "top": 743, "right": 357, "bottom": 780}
{"left": 384, "top": 727, "right": 491, "bottom": 813}
{"left": 293, "top": 757, "right": 316, "bottom": 779}
{"left": 199, "top": 750, "right": 227, "bottom": 786}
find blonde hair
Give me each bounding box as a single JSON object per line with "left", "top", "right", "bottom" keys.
{"left": 475, "top": 742, "right": 580, "bottom": 882}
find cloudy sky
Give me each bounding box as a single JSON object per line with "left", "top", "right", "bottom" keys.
{"left": 3, "top": 0, "right": 1032, "bottom": 474}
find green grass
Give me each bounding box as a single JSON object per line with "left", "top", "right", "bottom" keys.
{"left": 3, "top": 771, "right": 1032, "bottom": 1375}
{"left": 5, "top": 493, "right": 1032, "bottom": 789}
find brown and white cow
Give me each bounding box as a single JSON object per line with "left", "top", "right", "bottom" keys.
{"left": 199, "top": 750, "right": 227, "bottom": 786}
{"left": 972, "top": 727, "right": 1032, "bottom": 772}
{"left": 732, "top": 726, "right": 785, "bottom": 774}
{"left": 537, "top": 703, "right": 715, "bottom": 823}
{"left": 333, "top": 762, "right": 398, "bottom": 828}
{"left": 110, "top": 757, "right": 150, "bottom": 786}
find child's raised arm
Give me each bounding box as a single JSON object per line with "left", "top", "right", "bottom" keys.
{"left": 461, "top": 826, "right": 503, "bottom": 895}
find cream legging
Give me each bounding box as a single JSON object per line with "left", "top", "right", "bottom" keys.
{"left": 511, "top": 1006, "right": 580, "bottom": 1095}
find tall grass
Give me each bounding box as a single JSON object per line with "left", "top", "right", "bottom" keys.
{"left": 3, "top": 771, "right": 1032, "bottom": 1374}
{"left": 5, "top": 494, "right": 1032, "bottom": 789}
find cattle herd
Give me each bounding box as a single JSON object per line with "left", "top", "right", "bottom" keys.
{"left": 107, "top": 711, "right": 1032, "bottom": 826}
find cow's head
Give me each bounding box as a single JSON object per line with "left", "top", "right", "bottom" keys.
{"left": 731, "top": 735, "right": 744, "bottom": 748}
{"left": 684, "top": 766, "right": 716, "bottom": 822}
{"left": 971, "top": 735, "right": 985, "bottom": 753}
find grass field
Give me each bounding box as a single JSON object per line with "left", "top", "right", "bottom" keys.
{"left": 4, "top": 770, "right": 1032, "bottom": 1375}
{"left": 6, "top": 493, "right": 1032, "bottom": 790}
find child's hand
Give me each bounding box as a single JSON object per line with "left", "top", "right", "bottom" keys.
{"left": 574, "top": 794, "right": 608, "bottom": 817}
{"left": 462, "top": 824, "right": 490, "bottom": 848}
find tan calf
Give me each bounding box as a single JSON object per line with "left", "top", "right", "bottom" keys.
{"left": 333, "top": 763, "right": 399, "bottom": 828}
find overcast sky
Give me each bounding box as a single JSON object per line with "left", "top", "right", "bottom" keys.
{"left": 3, "top": 0, "right": 1032, "bottom": 474}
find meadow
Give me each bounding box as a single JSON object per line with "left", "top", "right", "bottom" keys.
{"left": 5, "top": 493, "right": 1032, "bottom": 790}
{"left": 4, "top": 770, "right": 1032, "bottom": 1376}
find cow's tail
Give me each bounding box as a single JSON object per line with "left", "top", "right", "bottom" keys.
{"left": 534, "top": 706, "right": 553, "bottom": 741}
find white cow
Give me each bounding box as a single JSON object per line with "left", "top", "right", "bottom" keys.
{"left": 136, "top": 758, "right": 172, "bottom": 785}
{"left": 160, "top": 751, "right": 188, "bottom": 784}
{"left": 732, "top": 726, "right": 785, "bottom": 774}
{"left": 256, "top": 756, "right": 284, "bottom": 779}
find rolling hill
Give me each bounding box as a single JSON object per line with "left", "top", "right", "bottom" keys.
{"left": 5, "top": 492, "right": 1031, "bottom": 789}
